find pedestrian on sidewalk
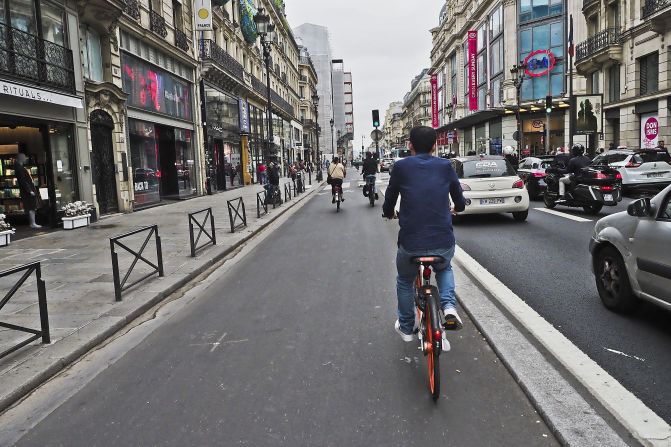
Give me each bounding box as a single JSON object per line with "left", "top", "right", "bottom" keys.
{"left": 14, "top": 153, "right": 42, "bottom": 229}
{"left": 258, "top": 163, "right": 267, "bottom": 184}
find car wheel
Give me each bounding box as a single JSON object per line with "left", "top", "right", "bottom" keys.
{"left": 512, "top": 210, "right": 528, "bottom": 222}
{"left": 595, "top": 246, "right": 637, "bottom": 313}
{"left": 583, "top": 204, "right": 603, "bottom": 215}
{"left": 543, "top": 191, "right": 556, "bottom": 209}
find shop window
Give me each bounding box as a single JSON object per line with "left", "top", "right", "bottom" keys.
{"left": 639, "top": 52, "right": 659, "bottom": 95}
{"left": 82, "top": 28, "right": 104, "bottom": 82}
{"left": 129, "top": 119, "right": 160, "bottom": 207}
{"left": 48, "top": 124, "right": 78, "bottom": 209}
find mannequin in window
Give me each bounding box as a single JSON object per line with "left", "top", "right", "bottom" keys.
{"left": 14, "top": 153, "right": 42, "bottom": 229}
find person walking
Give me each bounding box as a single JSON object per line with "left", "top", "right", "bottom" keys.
{"left": 14, "top": 153, "right": 42, "bottom": 229}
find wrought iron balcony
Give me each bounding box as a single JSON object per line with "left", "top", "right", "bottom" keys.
{"left": 251, "top": 75, "right": 295, "bottom": 118}
{"left": 200, "top": 39, "right": 244, "bottom": 82}
{"left": 149, "top": 10, "right": 168, "bottom": 38}
{"left": 122, "top": 0, "right": 141, "bottom": 20}
{"left": 301, "top": 118, "right": 316, "bottom": 129}
{"left": 0, "top": 23, "right": 75, "bottom": 92}
{"left": 643, "top": 0, "right": 669, "bottom": 18}
{"left": 575, "top": 27, "right": 621, "bottom": 63}
{"left": 174, "top": 28, "right": 188, "bottom": 52}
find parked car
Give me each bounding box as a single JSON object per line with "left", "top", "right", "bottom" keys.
{"left": 517, "top": 156, "right": 555, "bottom": 198}
{"left": 380, "top": 158, "right": 394, "bottom": 172}
{"left": 592, "top": 149, "right": 671, "bottom": 194}
{"left": 590, "top": 183, "right": 671, "bottom": 313}
{"left": 451, "top": 155, "right": 530, "bottom": 221}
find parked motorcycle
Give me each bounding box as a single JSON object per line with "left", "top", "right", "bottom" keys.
{"left": 543, "top": 166, "right": 622, "bottom": 214}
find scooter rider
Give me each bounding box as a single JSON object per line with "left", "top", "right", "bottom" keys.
{"left": 558, "top": 144, "right": 590, "bottom": 198}
{"left": 361, "top": 152, "right": 378, "bottom": 199}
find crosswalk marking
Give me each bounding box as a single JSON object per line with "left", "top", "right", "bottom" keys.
{"left": 533, "top": 208, "right": 593, "bottom": 222}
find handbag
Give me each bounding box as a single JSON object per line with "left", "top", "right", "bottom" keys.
{"left": 326, "top": 166, "right": 333, "bottom": 184}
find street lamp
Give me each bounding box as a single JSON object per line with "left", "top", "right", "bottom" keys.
{"left": 254, "top": 9, "right": 275, "bottom": 164}
{"left": 330, "top": 117, "right": 335, "bottom": 158}
{"left": 446, "top": 103, "right": 454, "bottom": 156}
{"left": 510, "top": 61, "right": 526, "bottom": 156}
{"left": 312, "top": 93, "right": 323, "bottom": 180}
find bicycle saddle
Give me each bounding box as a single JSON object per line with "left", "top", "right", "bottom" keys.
{"left": 410, "top": 256, "right": 446, "bottom": 265}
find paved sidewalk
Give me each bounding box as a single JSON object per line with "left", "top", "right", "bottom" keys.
{"left": 0, "top": 176, "right": 323, "bottom": 412}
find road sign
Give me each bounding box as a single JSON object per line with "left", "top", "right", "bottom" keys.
{"left": 370, "top": 129, "right": 384, "bottom": 141}
{"left": 447, "top": 130, "right": 455, "bottom": 144}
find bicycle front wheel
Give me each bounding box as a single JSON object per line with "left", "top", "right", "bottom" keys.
{"left": 426, "top": 308, "right": 440, "bottom": 401}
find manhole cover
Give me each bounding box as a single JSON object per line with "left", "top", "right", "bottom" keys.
{"left": 90, "top": 224, "right": 118, "bottom": 230}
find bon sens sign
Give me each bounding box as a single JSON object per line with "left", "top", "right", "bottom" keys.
{"left": 524, "top": 50, "right": 556, "bottom": 77}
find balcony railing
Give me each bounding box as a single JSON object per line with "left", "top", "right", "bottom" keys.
{"left": 122, "top": 0, "right": 141, "bottom": 20}
{"left": 583, "top": 0, "right": 600, "bottom": 10}
{"left": 643, "top": 0, "right": 669, "bottom": 17}
{"left": 149, "top": 10, "right": 168, "bottom": 38}
{"left": 251, "top": 75, "right": 294, "bottom": 118}
{"left": 301, "top": 118, "right": 316, "bottom": 128}
{"left": 174, "top": 28, "right": 188, "bottom": 52}
{"left": 200, "top": 39, "right": 244, "bottom": 82}
{"left": 575, "top": 27, "right": 621, "bottom": 62}
{"left": 0, "top": 23, "right": 75, "bottom": 92}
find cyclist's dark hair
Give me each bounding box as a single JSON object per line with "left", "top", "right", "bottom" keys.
{"left": 333, "top": 157, "right": 339, "bottom": 163}
{"left": 409, "top": 126, "right": 437, "bottom": 154}
{"left": 366, "top": 152, "right": 373, "bottom": 159}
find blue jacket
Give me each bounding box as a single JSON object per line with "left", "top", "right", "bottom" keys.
{"left": 382, "top": 154, "right": 466, "bottom": 251}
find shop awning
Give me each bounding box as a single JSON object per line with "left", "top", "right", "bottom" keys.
{"left": 437, "top": 109, "right": 504, "bottom": 131}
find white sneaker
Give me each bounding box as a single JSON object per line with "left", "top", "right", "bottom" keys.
{"left": 394, "top": 320, "right": 414, "bottom": 342}
{"left": 441, "top": 332, "right": 451, "bottom": 351}
{"left": 443, "top": 308, "right": 463, "bottom": 331}
{"left": 30, "top": 224, "right": 42, "bottom": 229}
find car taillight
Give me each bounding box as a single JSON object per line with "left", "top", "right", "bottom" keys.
{"left": 625, "top": 161, "right": 641, "bottom": 168}
{"left": 595, "top": 172, "right": 608, "bottom": 179}
{"left": 533, "top": 172, "right": 546, "bottom": 178}
{"left": 513, "top": 179, "right": 524, "bottom": 189}
{"left": 460, "top": 182, "right": 471, "bottom": 191}
{"left": 615, "top": 172, "right": 622, "bottom": 180}
{"left": 601, "top": 185, "right": 614, "bottom": 191}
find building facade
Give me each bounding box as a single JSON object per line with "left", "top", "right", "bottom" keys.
{"left": 298, "top": 45, "right": 319, "bottom": 163}
{"left": 402, "top": 70, "right": 432, "bottom": 138}
{"left": 294, "top": 23, "right": 334, "bottom": 156}
{"left": 381, "top": 101, "right": 404, "bottom": 153}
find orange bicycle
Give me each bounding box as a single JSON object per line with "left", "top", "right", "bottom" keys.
{"left": 411, "top": 255, "right": 447, "bottom": 401}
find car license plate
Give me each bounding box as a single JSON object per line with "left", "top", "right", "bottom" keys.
{"left": 648, "top": 172, "right": 663, "bottom": 178}
{"left": 480, "top": 198, "right": 505, "bottom": 205}
{"left": 538, "top": 179, "right": 546, "bottom": 186}
{"left": 603, "top": 194, "right": 614, "bottom": 202}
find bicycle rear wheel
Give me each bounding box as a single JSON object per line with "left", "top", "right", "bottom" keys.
{"left": 425, "top": 306, "right": 440, "bottom": 401}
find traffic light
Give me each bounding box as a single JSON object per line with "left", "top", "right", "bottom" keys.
{"left": 545, "top": 95, "right": 553, "bottom": 114}
{"left": 372, "top": 109, "right": 380, "bottom": 128}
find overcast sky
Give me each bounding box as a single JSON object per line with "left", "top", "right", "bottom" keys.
{"left": 285, "top": 0, "right": 444, "bottom": 155}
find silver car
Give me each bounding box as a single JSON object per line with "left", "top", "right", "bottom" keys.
{"left": 590, "top": 184, "right": 671, "bottom": 313}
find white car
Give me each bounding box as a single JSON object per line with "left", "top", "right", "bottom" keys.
{"left": 593, "top": 149, "right": 671, "bottom": 194}
{"left": 451, "top": 156, "right": 530, "bottom": 221}
{"left": 590, "top": 183, "right": 671, "bottom": 313}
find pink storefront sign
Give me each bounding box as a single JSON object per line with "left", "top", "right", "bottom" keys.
{"left": 431, "top": 74, "right": 439, "bottom": 128}
{"left": 468, "top": 30, "right": 478, "bottom": 112}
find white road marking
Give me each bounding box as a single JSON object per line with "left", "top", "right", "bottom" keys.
{"left": 533, "top": 207, "right": 593, "bottom": 222}
{"left": 342, "top": 182, "right": 351, "bottom": 189}
{"left": 604, "top": 347, "right": 646, "bottom": 362}
{"left": 210, "top": 332, "right": 228, "bottom": 352}
{"left": 454, "top": 247, "right": 671, "bottom": 447}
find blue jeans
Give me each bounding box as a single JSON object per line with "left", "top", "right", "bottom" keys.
{"left": 396, "top": 245, "right": 456, "bottom": 334}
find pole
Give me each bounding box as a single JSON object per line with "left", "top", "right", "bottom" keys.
{"left": 374, "top": 127, "right": 380, "bottom": 159}
{"left": 264, "top": 42, "right": 273, "bottom": 164}
{"left": 516, "top": 84, "right": 522, "bottom": 157}
{"left": 546, "top": 48, "right": 551, "bottom": 156}
{"left": 568, "top": 14, "right": 574, "bottom": 150}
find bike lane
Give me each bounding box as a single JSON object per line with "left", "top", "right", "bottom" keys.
{"left": 10, "top": 173, "right": 558, "bottom": 446}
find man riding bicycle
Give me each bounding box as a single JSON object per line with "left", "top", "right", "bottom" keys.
{"left": 361, "top": 151, "right": 378, "bottom": 199}
{"left": 382, "top": 126, "right": 466, "bottom": 341}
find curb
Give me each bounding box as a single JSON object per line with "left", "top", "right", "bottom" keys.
{"left": 0, "top": 182, "right": 325, "bottom": 414}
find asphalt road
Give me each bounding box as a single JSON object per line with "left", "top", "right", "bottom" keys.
{"left": 12, "top": 173, "right": 557, "bottom": 446}
{"left": 453, "top": 195, "right": 671, "bottom": 424}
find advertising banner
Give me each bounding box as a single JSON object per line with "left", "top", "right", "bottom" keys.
{"left": 572, "top": 94, "right": 603, "bottom": 135}
{"left": 195, "top": 0, "right": 213, "bottom": 31}
{"left": 640, "top": 113, "right": 659, "bottom": 149}
{"left": 121, "top": 53, "right": 192, "bottom": 120}
{"left": 239, "top": 99, "right": 250, "bottom": 134}
{"left": 467, "top": 30, "right": 478, "bottom": 112}
{"left": 431, "top": 74, "right": 439, "bottom": 128}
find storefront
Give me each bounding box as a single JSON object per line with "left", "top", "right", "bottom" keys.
{"left": 121, "top": 52, "right": 197, "bottom": 208}
{"left": 248, "top": 103, "right": 266, "bottom": 183}
{"left": 521, "top": 113, "right": 565, "bottom": 156}
{"left": 202, "top": 84, "right": 244, "bottom": 192}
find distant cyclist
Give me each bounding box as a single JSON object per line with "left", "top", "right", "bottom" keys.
{"left": 382, "top": 126, "right": 466, "bottom": 341}
{"left": 361, "top": 151, "right": 378, "bottom": 199}
{"left": 328, "top": 157, "right": 346, "bottom": 203}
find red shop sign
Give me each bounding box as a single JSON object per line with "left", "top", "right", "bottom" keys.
{"left": 523, "top": 50, "right": 556, "bottom": 78}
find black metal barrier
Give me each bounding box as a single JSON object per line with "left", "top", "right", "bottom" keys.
{"left": 284, "top": 183, "right": 292, "bottom": 202}
{"left": 0, "top": 262, "right": 50, "bottom": 359}
{"left": 257, "top": 191, "right": 268, "bottom": 218}
{"left": 188, "top": 208, "right": 216, "bottom": 257}
{"left": 110, "top": 225, "right": 164, "bottom": 302}
{"left": 227, "top": 197, "right": 247, "bottom": 233}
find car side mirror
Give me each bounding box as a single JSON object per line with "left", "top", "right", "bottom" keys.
{"left": 627, "top": 198, "right": 651, "bottom": 217}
